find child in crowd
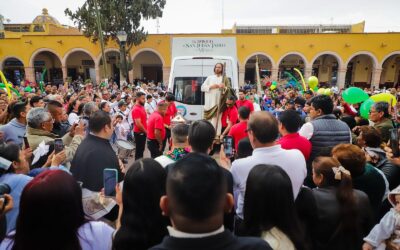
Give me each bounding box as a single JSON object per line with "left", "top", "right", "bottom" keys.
{"left": 363, "top": 185, "right": 400, "bottom": 250}
{"left": 114, "top": 114, "right": 127, "bottom": 141}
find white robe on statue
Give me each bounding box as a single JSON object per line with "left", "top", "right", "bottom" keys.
{"left": 201, "top": 75, "right": 223, "bottom": 136}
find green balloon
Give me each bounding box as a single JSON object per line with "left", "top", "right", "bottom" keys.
{"left": 24, "top": 86, "right": 32, "bottom": 92}
{"left": 360, "top": 98, "right": 375, "bottom": 119}
{"left": 272, "top": 81, "right": 277, "bottom": 86}
{"left": 342, "top": 87, "right": 369, "bottom": 104}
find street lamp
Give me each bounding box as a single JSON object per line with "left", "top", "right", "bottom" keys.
{"left": 117, "top": 31, "right": 129, "bottom": 85}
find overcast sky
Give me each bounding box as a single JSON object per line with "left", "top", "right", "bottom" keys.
{"left": 1, "top": 0, "right": 400, "bottom": 33}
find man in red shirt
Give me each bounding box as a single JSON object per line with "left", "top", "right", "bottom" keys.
{"left": 236, "top": 89, "right": 254, "bottom": 112}
{"left": 131, "top": 92, "right": 147, "bottom": 159}
{"left": 277, "top": 110, "right": 311, "bottom": 160}
{"left": 220, "top": 96, "right": 238, "bottom": 140}
{"left": 228, "top": 106, "right": 250, "bottom": 153}
{"left": 163, "top": 93, "right": 178, "bottom": 150}
{"left": 147, "top": 102, "right": 168, "bottom": 158}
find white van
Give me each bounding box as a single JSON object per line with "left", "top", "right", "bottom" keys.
{"left": 168, "top": 56, "right": 239, "bottom": 121}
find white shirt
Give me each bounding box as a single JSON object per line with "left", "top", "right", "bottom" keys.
{"left": 1, "top": 221, "right": 114, "bottom": 250}
{"left": 155, "top": 155, "right": 175, "bottom": 168}
{"left": 145, "top": 101, "right": 156, "bottom": 116}
{"left": 299, "top": 121, "right": 352, "bottom": 143}
{"left": 231, "top": 145, "right": 307, "bottom": 218}
{"left": 253, "top": 102, "right": 261, "bottom": 111}
{"left": 262, "top": 227, "right": 295, "bottom": 250}
{"left": 68, "top": 112, "right": 80, "bottom": 125}
{"left": 167, "top": 226, "right": 224, "bottom": 238}
{"left": 298, "top": 122, "right": 314, "bottom": 140}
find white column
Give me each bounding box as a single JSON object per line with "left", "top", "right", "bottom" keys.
{"left": 129, "top": 69, "right": 134, "bottom": 84}
{"left": 394, "top": 64, "right": 400, "bottom": 87}
{"left": 162, "top": 66, "right": 171, "bottom": 86}
{"left": 25, "top": 67, "right": 35, "bottom": 83}
{"left": 95, "top": 65, "right": 101, "bottom": 85}
{"left": 61, "top": 66, "right": 67, "bottom": 83}
{"left": 337, "top": 67, "right": 347, "bottom": 89}
{"left": 271, "top": 67, "right": 279, "bottom": 82}
{"left": 239, "top": 66, "right": 245, "bottom": 87}
{"left": 380, "top": 68, "right": 386, "bottom": 86}
{"left": 371, "top": 68, "right": 382, "bottom": 89}
{"left": 304, "top": 67, "right": 313, "bottom": 81}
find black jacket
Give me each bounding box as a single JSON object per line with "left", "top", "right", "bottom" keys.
{"left": 375, "top": 158, "right": 400, "bottom": 190}
{"left": 52, "top": 121, "right": 70, "bottom": 137}
{"left": 312, "top": 187, "right": 374, "bottom": 250}
{"left": 165, "top": 153, "right": 235, "bottom": 231}
{"left": 70, "top": 134, "right": 122, "bottom": 191}
{"left": 295, "top": 186, "right": 318, "bottom": 250}
{"left": 150, "top": 230, "right": 272, "bottom": 250}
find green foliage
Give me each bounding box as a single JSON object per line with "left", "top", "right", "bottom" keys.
{"left": 65, "top": 0, "right": 166, "bottom": 52}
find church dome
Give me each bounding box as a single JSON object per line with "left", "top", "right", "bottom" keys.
{"left": 32, "top": 8, "right": 60, "bottom": 25}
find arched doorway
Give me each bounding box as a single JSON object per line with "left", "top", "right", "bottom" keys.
{"left": 244, "top": 54, "right": 273, "bottom": 85}
{"left": 380, "top": 53, "right": 400, "bottom": 88}
{"left": 2, "top": 57, "right": 25, "bottom": 85}
{"left": 345, "top": 54, "right": 375, "bottom": 88}
{"left": 278, "top": 53, "right": 307, "bottom": 88}
{"left": 64, "top": 50, "right": 95, "bottom": 82}
{"left": 32, "top": 51, "right": 62, "bottom": 85}
{"left": 312, "top": 54, "right": 339, "bottom": 87}
{"left": 99, "top": 50, "right": 121, "bottom": 84}
{"left": 132, "top": 50, "right": 163, "bottom": 84}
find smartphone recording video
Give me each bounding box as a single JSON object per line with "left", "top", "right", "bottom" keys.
{"left": 103, "top": 169, "right": 118, "bottom": 197}
{"left": 223, "top": 136, "right": 234, "bottom": 158}
{"left": 54, "top": 138, "right": 64, "bottom": 154}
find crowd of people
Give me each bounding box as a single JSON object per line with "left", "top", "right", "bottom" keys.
{"left": 0, "top": 74, "right": 400, "bottom": 250}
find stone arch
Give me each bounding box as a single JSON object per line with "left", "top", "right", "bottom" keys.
{"left": 277, "top": 51, "right": 309, "bottom": 68}
{"left": 310, "top": 51, "right": 344, "bottom": 69}
{"left": 0, "top": 56, "right": 25, "bottom": 70}
{"left": 243, "top": 52, "right": 276, "bottom": 69}
{"left": 29, "top": 48, "right": 63, "bottom": 84}
{"left": 243, "top": 52, "right": 275, "bottom": 84}
{"left": 95, "top": 48, "right": 120, "bottom": 66}
{"left": 62, "top": 48, "right": 96, "bottom": 67}
{"left": 131, "top": 48, "right": 165, "bottom": 83}
{"left": 344, "top": 51, "right": 379, "bottom": 88}
{"left": 379, "top": 51, "right": 400, "bottom": 88}
{"left": 0, "top": 56, "right": 25, "bottom": 84}
{"left": 345, "top": 51, "right": 379, "bottom": 69}
{"left": 380, "top": 51, "right": 400, "bottom": 68}
{"left": 131, "top": 48, "right": 165, "bottom": 66}
{"left": 29, "top": 48, "right": 62, "bottom": 67}
{"left": 63, "top": 48, "right": 96, "bottom": 82}
{"left": 310, "top": 51, "right": 343, "bottom": 86}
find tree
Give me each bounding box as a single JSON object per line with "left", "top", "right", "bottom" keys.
{"left": 65, "top": 0, "right": 165, "bottom": 52}
{"left": 65, "top": 0, "right": 166, "bottom": 79}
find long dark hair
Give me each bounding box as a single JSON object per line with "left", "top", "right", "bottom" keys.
{"left": 242, "top": 164, "right": 306, "bottom": 250}
{"left": 11, "top": 170, "right": 85, "bottom": 250}
{"left": 312, "top": 157, "right": 358, "bottom": 243}
{"left": 113, "top": 158, "right": 168, "bottom": 250}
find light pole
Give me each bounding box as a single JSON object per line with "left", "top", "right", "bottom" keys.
{"left": 117, "top": 31, "right": 129, "bottom": 85}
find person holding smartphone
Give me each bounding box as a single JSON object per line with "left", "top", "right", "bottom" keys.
{"left": 70, "top": 110, "right": 123, "bottom": 192}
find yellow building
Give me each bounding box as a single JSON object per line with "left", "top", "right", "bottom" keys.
{"left": 1, "top": 9, "right": 400, "bottom": 89}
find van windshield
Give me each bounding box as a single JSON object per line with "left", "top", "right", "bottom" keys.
{"left": 173, "top": 77, "right": 205, "bottom": 105}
